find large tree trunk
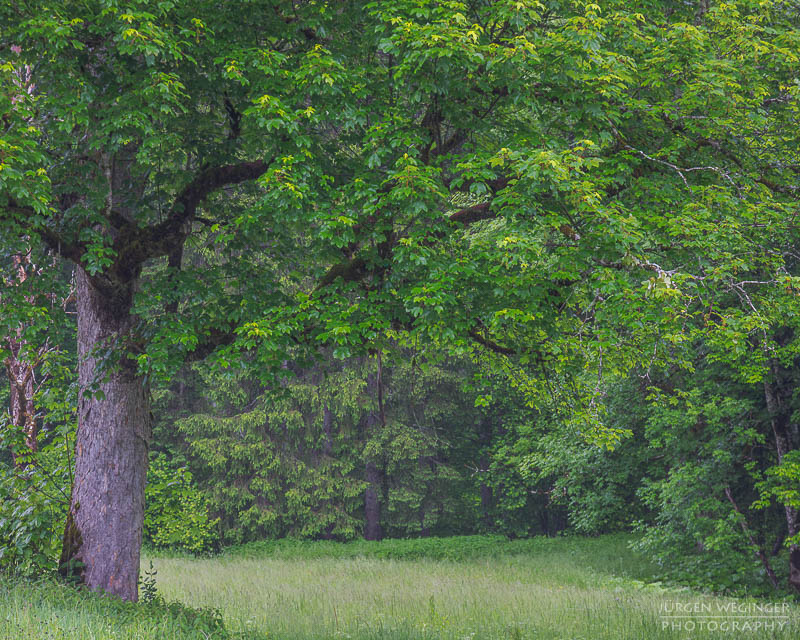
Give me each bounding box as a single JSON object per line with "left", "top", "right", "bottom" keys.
{"left": 59, "top": 269, "right": 151, "bottom": 601}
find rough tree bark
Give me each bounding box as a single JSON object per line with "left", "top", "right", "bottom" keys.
{"left": 48, "top": 155, "right": 271, "bottom": 600}
{"left": 58, "top": 269, "right": 151, "bottom": 601}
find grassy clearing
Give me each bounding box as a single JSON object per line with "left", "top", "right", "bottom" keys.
{"left": 147, "top": 535, "right": 799, "bottom": 640}
{"left": 2, "top": 535, "right": 798, "bottom": 639}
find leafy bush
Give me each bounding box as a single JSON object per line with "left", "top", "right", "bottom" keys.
{"left": 754, "top": 451, "right": 800, "bottom": 547}
{"left": 0, "top": 466, "right": 67, "bottom": 575}
{"left": 0, "top": 422, "right": 73, "bottom": 576}
{"left": 627, "top": 379, "right": 797, "bottom": 598}
{"left": 144, "top": 453, "right": 219, "bottom": 554}
{"left": 1, "top": 433, "right": 217, "bottom": 576}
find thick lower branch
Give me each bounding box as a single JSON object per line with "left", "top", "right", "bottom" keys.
{"left": 115, "top": 159, "right": 274, "bottom": 271}
{"left": 468, "top": 328, "right": 515, "bottom": 355}
{"left": 316, "top": 257, "right": 368, "bottom": 289}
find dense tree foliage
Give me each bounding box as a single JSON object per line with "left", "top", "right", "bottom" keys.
{"left": 1, "top": 0, "right": 799, "bottom": 600}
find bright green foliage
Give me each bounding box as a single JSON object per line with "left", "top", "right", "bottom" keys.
{"left": 755, "top": 451, "right": 800, "bottom": 546}
{"left": 633, "top": 377, "right": 767, "bottom": 583}
{"left": 143, "top": 453, "right": 219, "bottom": 554}
{"left": 2, "top": 0, "right": 800, "bottom": 597}
{"left": 0, "top": 452, "right": 71, "bottom": 576}
{"left": 0, "top": 349, "right": 76, "bottom": 576}
{"left": 0, "top": 430, "right": 219, "bottom": 570}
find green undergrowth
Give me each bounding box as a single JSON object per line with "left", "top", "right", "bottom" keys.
{"left": 225, "top": 533, "right": 657, "bottom": 574}
{"left": 0, "top": 575, "right": 257, "bottom": 640}
{"left": 4, "top": 535, "right": 799, "bottom": 640}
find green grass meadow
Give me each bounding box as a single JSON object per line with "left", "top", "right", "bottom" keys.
{"left": 2, "top": 535, "right": 798, "bottom": 639}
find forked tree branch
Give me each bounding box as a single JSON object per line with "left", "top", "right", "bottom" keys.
{"left": 141, "top": 159, "right": 274, "bottom": 259}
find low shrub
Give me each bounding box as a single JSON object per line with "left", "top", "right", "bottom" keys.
{"left": 144, "top": 453, "right": 219, "bottom": 554}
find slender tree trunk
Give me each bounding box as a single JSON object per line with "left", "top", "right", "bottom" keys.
{"left": 724, "top": 486, "right": 780, "bottom": 589}
{"left": 363, "top": 360, "right": 385, "bottom": 541}
{"left": 3, "top": 252, "right": 38, "bottom": 466}
{"left": 364, "top": 458, "right": 383, "bottom": 541}
{"left": 478, "top": 416, "right": 493, "bottom": 530}
{"left": 764, "top": 373, "right": 800, "bottom": 593}
{"left": 322, "top": 405, "right": 334, "bottom": 457}
{"left": 59, "top": 269, "right": 151, "bottom": 601}
{"left": 418, "top": 456, "right": 434, "bottom": 537}
{"left": 419, "top": 505, "right": 429, "bottom": 537}
{"left": 5, "top": 340, "right": 37, "bottom": 466}
{"left": 539, "top": 508, "right": 549, "bottom": 536}
{"left": 479, "top": 472, "right": 493, "bottom": 528}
